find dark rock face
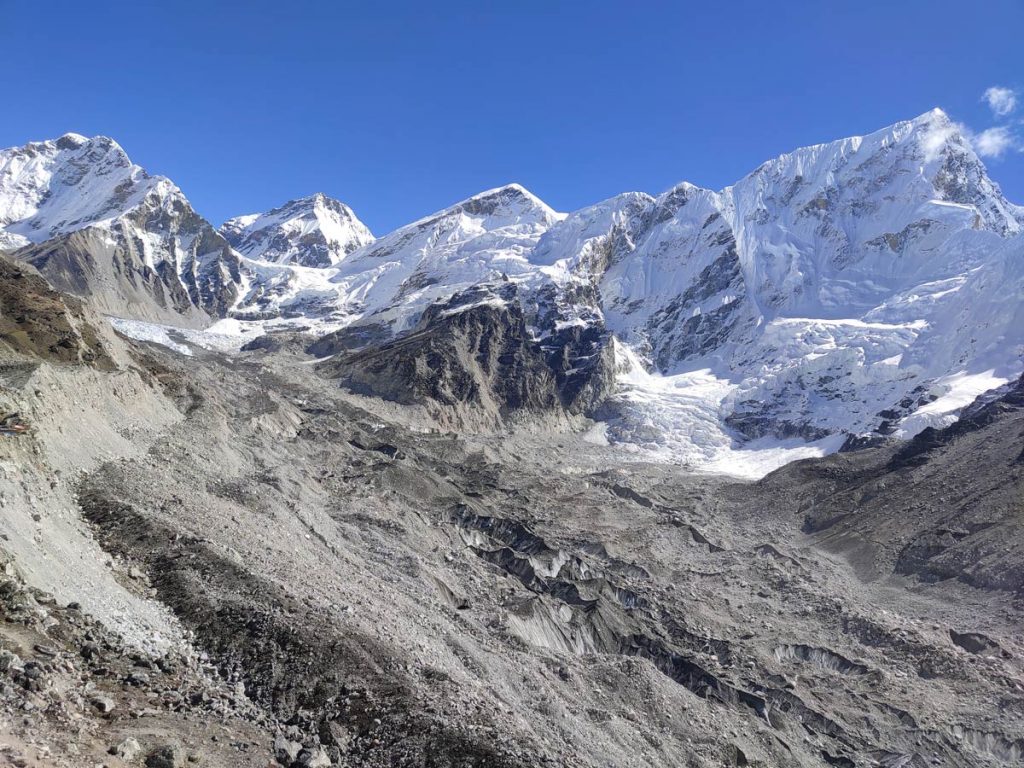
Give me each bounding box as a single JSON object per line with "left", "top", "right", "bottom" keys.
{"left": 724, "top": 408, "right": 834, "bottom": 442}
{"left": 304, "top": 323, "right": 394, "bottom": 359}
{"left": 645, "top": 240, "right": 748, "bottom": 371}
{"left": 756, "top": 373, "right": 1024, "bottom": 593}
{"left": 0, "top": 254, "right": 115, "bottom": 368}
{"left": 932, "top": 142, "right": 1024, "bottom": 236}
{"left": 542, "top": 319, "right": 614, "bottom": 416}
{"left": 317, "top": 288, "right": 613, "bottom": 422}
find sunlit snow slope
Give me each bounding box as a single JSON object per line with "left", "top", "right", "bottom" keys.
{"left": 220, "top": 193, "right": 374, "bottom": 268}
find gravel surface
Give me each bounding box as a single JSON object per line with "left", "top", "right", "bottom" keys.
{"left": 1, "top": 330, "right": 1021, "bottom": 766}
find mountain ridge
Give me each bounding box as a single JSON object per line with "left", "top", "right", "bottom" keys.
{"left": 2, "top": 109, "right": 1022, "bottom": 473}
{"left": 0, "top": 132, "right": 242, "bottom": 326}
{"left": 3, "top": 113, "right": 1024, "bottom": 767}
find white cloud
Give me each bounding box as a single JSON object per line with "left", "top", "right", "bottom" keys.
{"left": 973, "top": 126, "right": 1016, "bottom": 158}
{"left": 920, "top": 120, "right": 961, "bottom": 162}
{"left": 983, "top": 86, "right": 1017, "bottom": 117}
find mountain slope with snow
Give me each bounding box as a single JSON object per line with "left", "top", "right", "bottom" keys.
{"left": 0, "top": 133, "right": 242, "bottom": 326}
{"left": 2, "top": 112, "right": 1022, "bottom": 475}
{"left": 526, "top": 110, "right": 1024, "bottom": 466}
{"left": 724, "top": 109, "right": 1020, "bottom": 318}
{"left": 220, "top": 193, "right": 374, "bottom": 268}
{"left": 231, "top": 183, "right": 568, "bottom": 337}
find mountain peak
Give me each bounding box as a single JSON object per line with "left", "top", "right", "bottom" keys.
{"left": 47, "top": 133, "right": 132, "bottom": 164}
{"left": 54, "top": 132, "right": 90, "bottom": 149}
{"left": 220, "top": 193, "right": 373, "bottom": 268}
{"left": 912, "top": 106, "right": 950, "bottom": 125}
{"left": 453, "top": 183, "right": 563, "bottom": 225}
{"left": 290, "top": 191, "right": 331, "bottom": 207}
{"left": 470, "top": 182, "right": 530, "bottom": 199}
{"left": 0, "top": 132, "right": 155, "bottom": 246}
{"left": 1, "top": 133, "right": 238, "bottom": 324}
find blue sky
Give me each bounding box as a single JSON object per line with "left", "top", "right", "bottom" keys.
{"left": 3, "top": 0, "right": 1022, "bottom": 233}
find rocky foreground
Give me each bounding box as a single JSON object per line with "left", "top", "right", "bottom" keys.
{"left": 0, "top": 276, "right": 1021, "bottom": 767}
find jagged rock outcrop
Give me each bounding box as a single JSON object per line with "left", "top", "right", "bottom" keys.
{"left": 317, "top": 284, "right": 613, "bottom": 427}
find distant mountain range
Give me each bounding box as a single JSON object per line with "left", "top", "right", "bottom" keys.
{"left": 2, "top": 109, "right": 1022, "bottom": 473}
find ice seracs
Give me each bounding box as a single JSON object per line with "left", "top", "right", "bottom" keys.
{"left": 220, "top": 192, "right": 374, "bottom": 268}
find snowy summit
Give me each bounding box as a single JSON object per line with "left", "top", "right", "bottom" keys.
{"left": 220, "top": 192, "right": 374, "bottom": 268}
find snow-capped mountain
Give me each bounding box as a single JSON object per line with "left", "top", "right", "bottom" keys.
{"left": 522, "top": 109, "right": 1024, "bottom": 467}
{"left": 0, "top": 133, "right": 151, "bottom": 249}
{"left": 540, "top": 110, "right": 1021, "bottom": 363}
{"left": 329, "top": 183, "right": 563, "bottom": 331}
{"left": 3, "top": 110, "right": 1022, "bottom": 474}
{"left": 230, "top": 183, "right": 566, "bottom": 334}
{"left": 0, "top": 133, "right": 241, "bottom": 326}
{"left": 220, "top": 193, "right": 373, "bottom": 268}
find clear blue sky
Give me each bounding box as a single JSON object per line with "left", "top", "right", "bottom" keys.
{"left": 3, "top": 0, "right": 1022, "bottom": 234}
